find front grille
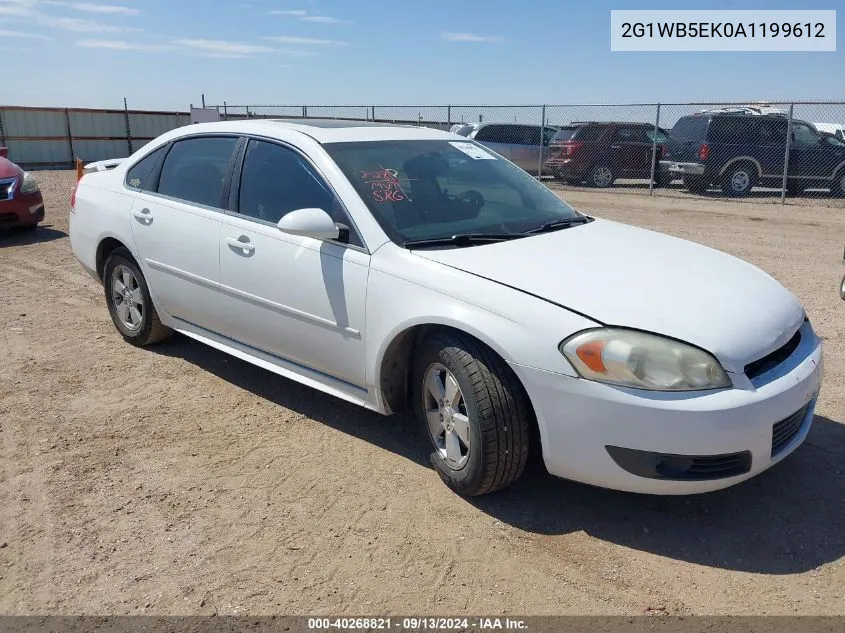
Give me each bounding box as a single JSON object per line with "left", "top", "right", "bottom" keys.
{"left": 606, "top": 446, "right": 752, "bottom": 481}
{"left": 771, "top": 404, "right": 809, "bottom": 457}
{"left": 745, "top": 329, "right": 801, "bottom": 380}
{"left": 0, "top": 178, "right": 16, "bottom": 201}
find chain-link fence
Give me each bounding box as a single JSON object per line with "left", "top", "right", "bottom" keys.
{"left": 210, "top": 101, "right": 845, "bottom": 207}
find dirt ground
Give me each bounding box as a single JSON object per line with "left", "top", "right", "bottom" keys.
{"left": 1, "top": 170, "right": 844, "bottom": 616}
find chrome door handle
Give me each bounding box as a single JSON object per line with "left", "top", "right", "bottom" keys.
{"left": 132, "top": 208, "right": 152, "bottom": 222}
{"left": 226, "top": 236, "right": 255, "bottom": 254}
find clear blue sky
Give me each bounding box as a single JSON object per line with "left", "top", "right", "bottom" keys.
{"left": 1, "top": 0, "right": 842, "bottom": 110}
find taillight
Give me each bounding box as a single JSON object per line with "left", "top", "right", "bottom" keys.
{"left": 660, "top": 145, "right": 668, "bottom": 158}
{"left": 698, "top": 142, "right": 710, "bottom": 161}
{"left": 563, "top": 141, "right": 584, "bottom": 156}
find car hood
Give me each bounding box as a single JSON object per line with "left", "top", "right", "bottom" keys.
{"left": 413, "top": 218, "right": 805, "bottom": 373}
{"left": 0, "top": 156, "right": 22, "bottom": 179}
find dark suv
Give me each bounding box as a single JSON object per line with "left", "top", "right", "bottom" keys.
{"left": 662, "top": 113, "right": 845, "bottom": 196}
{"left": 544, "top": 122, "right": 671, "bottom": 188}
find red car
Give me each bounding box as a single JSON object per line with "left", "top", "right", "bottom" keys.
{"left": 545, "top": 122, "right": 671, "bottom": 188}
{"left": 0, "top": 146, "right": 44, "bottom": 230}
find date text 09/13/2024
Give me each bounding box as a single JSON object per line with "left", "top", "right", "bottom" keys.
{"left": 307, "top": 617, "right": 528, "bottom": 630}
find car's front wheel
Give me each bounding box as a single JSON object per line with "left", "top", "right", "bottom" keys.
{"left": 103, "top": 247, "right": 172, "bottom": 346}
{"left": 413, "top": 331, "right": 531, "bottom": 496}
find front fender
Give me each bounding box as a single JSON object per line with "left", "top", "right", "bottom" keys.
{"left": 366, "top": 247, "right": 598, "bottom": 394}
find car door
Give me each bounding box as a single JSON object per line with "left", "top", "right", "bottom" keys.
{"left": 610, "top": 125, "right": 653, "bottom": 178}
{"left": 789, "top": 122, "right": 845, "bottom": 183}
{"left": 217, "top": 138, "right": 370, "bottom": 388}
{"left": 752, "top": 117, "right": 788, "bottom": 178}
{"left": 471, "top": 125, "right": 513, "bottom": 161}
{"left": 128, "top": 135, "right": 239, "bottom": 332}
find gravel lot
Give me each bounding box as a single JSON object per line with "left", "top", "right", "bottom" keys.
{"left": 1, "top": 170, "right": 843, "bottom": 616}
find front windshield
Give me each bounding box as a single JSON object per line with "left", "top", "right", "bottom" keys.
{"left": 324, "top": 139, "right": 583, "bottom": 245}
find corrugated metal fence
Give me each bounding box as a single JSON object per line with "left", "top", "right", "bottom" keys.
{"left": 0, "top": 105, "right": 190, "bottom": 170}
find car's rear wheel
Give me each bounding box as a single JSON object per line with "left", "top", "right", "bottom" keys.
{"left": 683, "top": 175, "right": 710, "bottom": 194}
{"left": 721, "top": 162, "right": 757, "bottom": 196}
{"left": 840, "top": 274, "right": 845, "bottom": 301}
{"left": 413, "top": 331, "right": 531, "bottom": 496}
{"left": 587, "top": 164, "right": 615, "bottom": 188}
{"left": 103, "top": 247, "right": 172, "bottom": 346}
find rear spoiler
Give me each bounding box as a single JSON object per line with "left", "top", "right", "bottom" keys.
{"left": 77, "top": 157, "right": 125, "bottom": 181}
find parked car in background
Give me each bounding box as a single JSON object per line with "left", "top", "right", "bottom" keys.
{"left": 70, "top": 119, "right": 823, "bottom": 497}
{"left": 545, "top": 122, "right": 671, "bottom": 188}
{"left": 662, "top": 112, "right": 845, "bottom": 196}
{"left": 449, "top": 123, "right": 479, "bottom": 137}
{"left": 0, "top": 146, "right": 45, "bottom": 231}
{"left": 814, "top": 122, "right": 845, "bottom": 142}
{"left": 464, "top": 123, "right": 559, "bottom": 172}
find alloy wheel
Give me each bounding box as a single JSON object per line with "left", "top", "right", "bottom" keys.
{"left": 423, "top": 363, "right": 471, "bottom": 469}
{"left": 111, "top": 264, "right": 144, "bottom": 331}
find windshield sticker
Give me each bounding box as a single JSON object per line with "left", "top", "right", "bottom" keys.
{"left": 449, "top": 142, "right": 496, "bottom": 160}
{"left": 361, "top": 168, "right": 412, "bottom": 203}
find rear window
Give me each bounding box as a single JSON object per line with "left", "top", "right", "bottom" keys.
{"left": 670, "top": 117, "right": 708, "bottom": 141}
{"left": 570, "top": 125, "right": 606, "bottom": 142}
{"left": 552, "top": 127, "right": 578, "bottom": 142}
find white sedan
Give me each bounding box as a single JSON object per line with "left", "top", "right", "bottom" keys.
{"left": 69, "top": 120, "right": 823, "bottom": 496}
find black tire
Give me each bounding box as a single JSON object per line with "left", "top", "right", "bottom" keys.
{"left": 839, "top": 274, "right": 845, "bottom": 301}
{"left": 103, "top": 247, "right": 172, "bottom": 346}
{"left": 683, "top": 175, "right": 710, "bottom": 194}
{"left": 413, "top": 331, "right": 531, "bottom": 496}
{"left": 586, "top": 164, "right": 616, "bottom": 188}
{"left": 721, "top": 162, "right": 757, "bottom": 196}
{"left": 831, "top": 169, "right": 845, "bottom": 198}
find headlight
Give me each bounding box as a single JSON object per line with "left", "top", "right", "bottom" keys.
{"left": 19, "top": 171, "right": 40, "bottom": 194}
{"left": 560, "top": 328, "right": 731, "bottom": 391}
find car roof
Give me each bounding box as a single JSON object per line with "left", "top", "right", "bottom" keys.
{"left": 163, "top": 119, "right": 459, "bottom": 144}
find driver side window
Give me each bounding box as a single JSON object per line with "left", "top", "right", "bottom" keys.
{"left": 237, "top": 139, "right": 363, "bottom": 247}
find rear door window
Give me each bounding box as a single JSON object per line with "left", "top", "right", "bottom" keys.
{"left": 157, "top": 136, "right": 238, "bottom": 208}
{"left": 613, "top": 127, "right": 650, "bottom": 143}
{"left": 516, "top": 126, "right": 541, "bottom": 146}
{"left": 755, "top": 119, "right": 787, "bottom": 145}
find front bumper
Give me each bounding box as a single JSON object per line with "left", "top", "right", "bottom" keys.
{"left": 510, "top": 320, "right": 823, "bottom": 494}
{"left": 661, "top": 160, "right": 706, "bottom": 176}
{"left": 0, "top": 190, "right": 45, "bottom": 228}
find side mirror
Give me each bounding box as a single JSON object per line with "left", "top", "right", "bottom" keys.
{"left": 0, "top": 146, "right": 7, "bottom": 158}
{"left": 277, "top": 208, "right": 340, "bottom": 241}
